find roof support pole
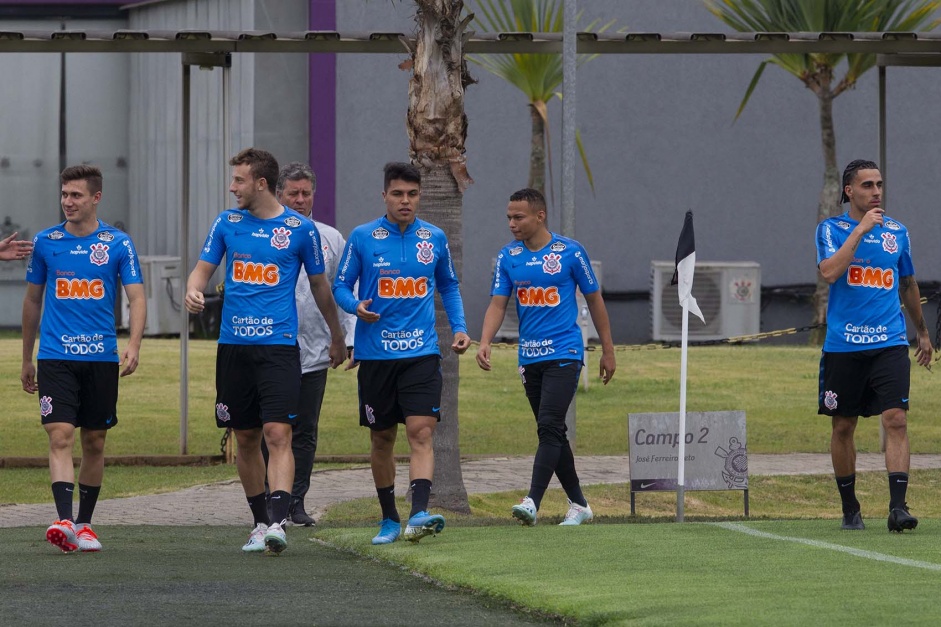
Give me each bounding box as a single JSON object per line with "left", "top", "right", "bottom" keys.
{"left": 180, "top": 52, "right": 231, "bottom": 456}
{"left": 562, "top": 0, "right": 578, "bottom": 449}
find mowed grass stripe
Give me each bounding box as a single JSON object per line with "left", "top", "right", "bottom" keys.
{"left": 316, "top": 521, "right": 941, "bottom": 625}
{"left": 714, "top": 521, "right": 941, "bottom": 571}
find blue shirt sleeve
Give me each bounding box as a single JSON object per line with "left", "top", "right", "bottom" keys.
{"left": 490, "top": 249, "right": 512, "bottom": 297}
{"left": 301, "top": 224, "right": 325, "bottom": 277}
{"left": 25, "top": 235, "right": 45, "bottom": 285}
{"left": 199, "top": 215, "right": 226, "bottom": 266}
{"left": 435, "top": 238, "right": 467, "bottom": 334}
{"left": 572, "top": 243, "right": 600, "bottom": 295}
{"left": 333, "top": 231, "right": 362, "bottom": 315}
{"left": 118, "top": 236, "right": 144, "bottom": 285}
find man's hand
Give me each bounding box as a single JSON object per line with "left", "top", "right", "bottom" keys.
{"left": 356, "top": 299, "right": 380, "bottom": 323}
{"left": 914, "top": 333, "right": 934, "bottom": 369}
{"left": 21, "top": 361, "right": 38, "bottom": 394}
{"left": 599, "top": 351, "right": 616, "bottom": 385}
{"left": 120, "top": 345, "right": 141, "bottom": 377}
{"left": 451, "top": 332, "right": 471, "bottom": 355}
{"left": 857, "top": 207, "right": 884, "bottom": 234}
{"left": 328, "top": 337, "right": 347, "bottom": 369}
{"left": 475, "top": 343, "right": 492, "bottom": 371}
{"left": 184, "top": 288, "right": 205, "bottom": 313}
{"left": 0, "top": 232, "right": 33, "bottom": 261}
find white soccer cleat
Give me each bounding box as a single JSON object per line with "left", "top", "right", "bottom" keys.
{"left": 559, "top": 499, "right": 593, "bottom": 526}
{"left": 264, "top": 522, "right": 287, "bottom": 555}
{"left": 511, "top": 497, "right": 538, "bottom": 526}
{"left": 76, "top": 524, "right": 102, "bottom": 552}
{"left": 241, "top": 523, "right": 268, "bottom": 553}
{"left": 46, "top": 519, "right": 79, "bottom": 553}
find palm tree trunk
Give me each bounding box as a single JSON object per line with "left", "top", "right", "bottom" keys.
{"left": 528, "top": 104, "right": 547, "bottom": 194}
{"left": 408, "top": 0, "right": 474, "bottom": 513}
{"left": 811, "top": 86, "right": 841, "bottom": 344}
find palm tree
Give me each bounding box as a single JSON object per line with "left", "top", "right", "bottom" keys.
{"left": 406, "top": 0, "right": 476, "bottom": 513}
{"left": 468, "top": 0, "right": 615, "bottom": 195}
{"left": 705, "top": 0, "right": 940, "bottom": 341}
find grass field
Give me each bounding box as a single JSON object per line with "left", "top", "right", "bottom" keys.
{"left": 3, "top": 339, "right": 940, "bottom": 458}
{"left": 3, "top": 516, "right": 938, "bottom": 626}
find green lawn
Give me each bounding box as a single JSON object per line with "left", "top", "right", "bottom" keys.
{"left": 4, "top": 339, "right": 939, "bottom": 458}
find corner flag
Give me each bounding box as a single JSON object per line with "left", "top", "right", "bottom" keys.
{"left": 671, "top": 211, "right": 705, "bottom": 324}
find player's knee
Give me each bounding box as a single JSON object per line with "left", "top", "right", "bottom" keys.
{"left": 882, "top": 409, "right": 908, "bottom": 432}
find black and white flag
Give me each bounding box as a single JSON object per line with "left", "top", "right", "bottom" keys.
{"left": 671, "top": 211, "right": 705, "bottom": 324}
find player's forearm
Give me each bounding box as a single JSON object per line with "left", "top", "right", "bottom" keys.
{"left": 21, "top": 300, "right": 40, "bottom": 362}
{"left": 586, "top": 293, "right": 615, "bottom": 353}
{"left": 899, "top": 275, "right": 929, "bottom": 336}
{"left": 819, "top": 230, "right": 864, "bottom": 284}
{"left": 439, "top": 284, "right": 468, "bottom": 334}
{"left": 478, "top": 299, "right": 508, "bottom": 347}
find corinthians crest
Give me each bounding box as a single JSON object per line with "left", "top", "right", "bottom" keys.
{"left": 416, "top": 241, "right": 434, "bottom": 264}
{"left": 270, "top": 227, "right": 291, "bottom": 250}
{"left": 542, "top": 252, "right": 562, "bottom": 275}
{"left": 89, "top": 243, "right": 109, "bottom": 266}
{"left": 715, "top": 437, "right": 748, "bottom": 489}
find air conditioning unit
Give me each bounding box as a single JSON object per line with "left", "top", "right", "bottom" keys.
{"left": 121, "top": 255, "right": 183, "bottom": 336}
{"left": 650, "top": 260, "right": 760, "bottom": 342}
{"left": 495, "top": 259, "right": 602, "bottom": 343}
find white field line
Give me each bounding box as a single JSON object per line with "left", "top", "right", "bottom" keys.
{"left": 713, "top": 522, "right": 941, "bottom": 572}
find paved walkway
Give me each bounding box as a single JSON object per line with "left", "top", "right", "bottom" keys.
{"left": 3, "top": 453, "right": 941, "bottom": 528}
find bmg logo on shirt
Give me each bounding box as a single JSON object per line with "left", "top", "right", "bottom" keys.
{"left": 233, "top": 261, "right": 280, "bottom": 285}
{"left": 56, "top": 278, "right": 104, "bottom": 300}
{"left": 847, "top": 265, "right": 894, "bottom": 289}
{"left": 517, "top": 286, "right": 560, "bottom": 307}
{"left": 378, "top": 276, "right": 428, "bottom": 298}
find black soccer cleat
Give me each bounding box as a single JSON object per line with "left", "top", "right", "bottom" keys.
{"left": 887, "top": 504, "right": 918, "bottom": 533}
{"left": 841, "top": 511, "right": 865, "bottom": 530}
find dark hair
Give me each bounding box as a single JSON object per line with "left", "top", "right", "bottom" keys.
{"left": 60, "top": 164, "right": 103, "bottom": 195}
{"left": 840, "top": 159, "right": 879, "bottom": 204}
{"left": 509, "top": 187, "right": 547, "bottom": 213}
{"left": 277, "top": 161, "right": 316, "bottom": 195}
{"left": 229, "top": 148, "right": 279, "bottom": 194}
{"left": 383, "top": 162, "right": 421, "bottom": 191}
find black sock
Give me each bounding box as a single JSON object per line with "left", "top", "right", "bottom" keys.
{"left": 835, "top": 474, "right": 860, "bottom": 515}
{"left": 529, "top": 443, "right": 562, "bottom": 510}
{"left": 555, "top": 442, "right": 587, "bottom": 507}
{"left": 409, "top": 479, "right": 432, "bottom": 518}
{"left": 247, "top": 492, "right": 271, "bottom": 526}
{"left": 51, "top": 482, "right": 74, "bottom": 521}
{"left": 269, "top": 490, "right": 291, "bottom": 525}
{"left": 377, "top": 485, "right": 400, "bottom": 523}
{"left": 76, "top": 484, "right": 101, "bottom": 525}
{"left": 888, "top": 472, "right": 909, "bottom": 510}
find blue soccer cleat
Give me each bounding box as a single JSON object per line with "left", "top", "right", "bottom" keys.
{"left": 372, "top": 518, "right": 401, "bottom": 545}
{"left": 404, "top": 511, "right": 445, "bottom": 543}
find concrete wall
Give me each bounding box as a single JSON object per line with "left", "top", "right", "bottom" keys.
{"left": 332, "top": 0, "right": 941, "bottom": 344}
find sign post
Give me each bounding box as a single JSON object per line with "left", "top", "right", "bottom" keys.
{"left": 628, "top": 411, "right": 749, "bottom": 516}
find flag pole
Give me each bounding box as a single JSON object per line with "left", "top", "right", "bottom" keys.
{"left": 677, "top": 304, "right": 688, "bottom": 522}
{"left": 672, "top": 210, "right": 702, "bottom": 523}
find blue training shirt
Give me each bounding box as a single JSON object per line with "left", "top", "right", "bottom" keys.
{"left": 199, "top": 207, "right": 324, "bottom": 345}
{"left": 26, "top": 220, "right": 143, "bottom": 362}
{"left": 333, "top": 216, "right": 467, "bottom": 361}
{"left": 491, "top": 233, "right": 600, "bottom": 366}
{"left": 815, "top": 211, "right": 913, "bottom": 353}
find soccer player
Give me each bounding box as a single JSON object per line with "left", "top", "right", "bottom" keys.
{"left": 185, "top": 148, "right": 347, "bottom": 554}
{"left": 476, "top": 188, "right": 615, "bottom": 526}
{"left": 261, "top": 162, "right": 356, "bottom": 526}
{"left": 816, "top": 159, "right": 933, "bottom": 533}
{"left": 22, "top": 165, "right": 146, "bottom": 552}
{"left": 333, "top": 162, "right": 471, "bottom": 545}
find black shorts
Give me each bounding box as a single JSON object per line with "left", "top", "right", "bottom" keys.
{"left": 520, "top": 359, "right": 581, "bottom": 428}
{"left": 818, "top": 345, "right": 911, "bottom": 417}
{"left": 215, "top": 344, "right": 301, "bottom": 430}
{"left": 37, "top": 360, "right": 119, "bottom": 429}
{"left": 357, "top": 355, "right": 442, "bottom": 430}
